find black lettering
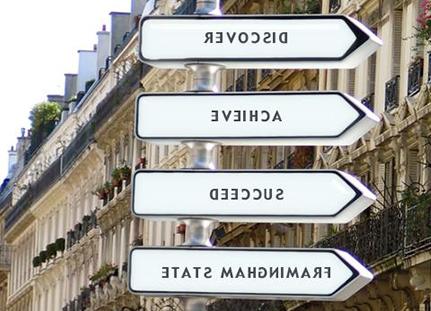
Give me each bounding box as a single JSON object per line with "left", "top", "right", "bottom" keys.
{"left": 273, "top": 111, "right": 282, "bottom": 122}
{"left": 221, "top": 188, "right": 228, "bottom": 200}
{"left": 204, "top": 267, "right": 212, "bottom": 278}
{"left": 250, "top": 110, "right": 258, "bottom": 121}
{"left": 222, "top": 110, "right": 232, "bottom": 121}
{"left": 286, "top": 267, "right": 299, "bottom": 278}
{"left": 313, "top": 267, "right": 322, "bottom": 278}
{"left": 263, "top": 188, "right": 272, "bottom": 200}
{"left": 238, "top": 32, "right": 248, "bottom": 43}
{"left": 258, "top": 267, "right": 267, "bottom": 278}
{"left": 251, "top": 32, "right": 259, "bottom": 43}
{"left": 215, "top": 32, "right": 223, "bottom": 43}
{"left": 263, "top": 32, "right": 271, "bottom": 43}
{"left": 182, "top": 267, "right": 191, "bottom": 278}
{"left": 161, "top": 267, "right": 169, "bottom": 278}
{"left": 253, "top": 189, "right": 262, "bottom": 200}
{"left": 221, "top": 267, "right": 233, "bottom": 278}
{"left": 280, "top": 32, "right": 288, "bottom": 43}
{"left": 235, "top": 267, "right": 245, "bottom": 278}
{"left": 233, "top": 110, "right": 241, "bottom": 122}
{"left": 248, "top": 267, "right": 256, "bottom": 278}
{"left": 270, "top": 267, "right": 280, "bottom": 278}
{"left": 231, "top": 188, "right": 238, "bottom": 200}
{"left": 261, "top": 110, "right": 270, "bottom": 122}
{"left": 276, "top": 189, "right": 284, "bottom": 200}
{"left": 301, "top": 268, "right": 311, "bottom": 278}
{"left": 172, "top": 266, "right": 179, "bottom": 278}
{"left": 226, "top": 32, "right": 236, "bottom": 43}
{"left": 242, "top": 189, "right": 250, "bottom": 200}
{"left": 193, "top": 267, "right": 201, "bottom": 278}
{"left": 204, "top": 32, "right": 213, "bottom": 43}
{"left": 211, "top": 110, "right": 218, "bottom": 122}
{"left": 324, "top": 267, "right": 331, "bottom": 278}
{"left": 209, "top": 188, "right": 218, "bottom": 200}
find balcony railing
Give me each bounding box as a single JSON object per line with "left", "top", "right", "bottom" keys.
{"left": 235, "top": 74, "right": 245, "bottom": 91}
{"left": 329, "top": 0, "right": 341, "bottom": 12}
{"left": 0, "top": 245, "right": 11, "bottom": 270}
{"left": 247, "top": 70, "right": 257, "bottom": 91}
{"left": 315, "top": 203, "right": 431, "bottom": 265}
{"left": 66, "top": 212, "right": 98, "bottom": 249}
{"left": 407, "top": 59, "right": 423, "bottom": 97}
{"left": 385, "top": 75, "right": 400, "bottom": 111}
{"left": 361, "top": 93, "right": 375, "bottom": 111}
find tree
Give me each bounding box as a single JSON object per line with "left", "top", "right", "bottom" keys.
{"left": 28, "top": 101, "right": 61, "bottom": 150}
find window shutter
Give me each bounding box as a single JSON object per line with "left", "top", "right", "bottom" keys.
{"left": 407, "top": 149, "right": 419, "bottom": 183}
{"left": 368, "top": 52, "right": 377, "bottom": 94}
{"left": 392, "top": 10, "right": 403, "bottom": 76}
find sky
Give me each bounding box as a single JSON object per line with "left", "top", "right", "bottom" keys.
{"left": 0, "top": 0, "right": 131, "bottom": 180}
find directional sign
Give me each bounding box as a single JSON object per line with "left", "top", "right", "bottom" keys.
{"left": 132, "top": 170, "right": 375, "bottom": 223}
{"left": 135, "top": 91, "right": 379, "bottom": 146}
{"left": 129, "top": 247, "right": 373, "bottom": 300}
{"left": 139, "top": 15, "right": 382, "bottom": 69}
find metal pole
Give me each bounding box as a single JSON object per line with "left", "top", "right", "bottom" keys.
{"left": 180, "top": 3, "right": 223, "bottom": 311}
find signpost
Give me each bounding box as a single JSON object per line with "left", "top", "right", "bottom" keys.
{"left": 130, "top": 0, "right": 382, "bottom": 308}
{"left": 132, "top": 169, "right": 376, "bottom": 223}
{"left": 139, "top": 15, "right": 382, "bottom": 69}
{"left": 129, "top": 247, "right": 373, "bottom": 301}
{"left": 135, "top": 91, "right": 379, "bottom": 145}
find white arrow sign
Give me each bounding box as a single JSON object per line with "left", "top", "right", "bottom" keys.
{"left": 129, "top": 247, "right": 373, "bottom": 300}
{"left": 139, "top": 15, "right": 382, "bottom": 68}
{"left": 132, "top": 170, "right": 375, "bottom": 223}
{"left": 135, "top": 92, "right": 379, "bottom": 146}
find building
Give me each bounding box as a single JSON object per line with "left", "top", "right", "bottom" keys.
{"left": 0, "top": 0, "right": 430, "bottom": 310}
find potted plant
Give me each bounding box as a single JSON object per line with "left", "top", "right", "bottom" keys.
{"left": 47, "top": 243, "right": 57, "bottom": 259}
{"left": 39, "top": 250, "right": 48, "bottom": 263}
{"left": 32, "top": 256, "right": 41, "bottom": 268}
{"left": 92, "top": 185, "right": 106, "bottom": 200}
{"left": 120, "top": 165, "right": 131, "bottom": 184}
{"left": 111, "top": 168, "right": 122, "bottom": 188}
{"left": 55, "top": 237, "right": 65, "bottom": 253}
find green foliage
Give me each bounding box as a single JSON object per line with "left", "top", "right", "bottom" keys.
{"left": 39, "top": 250, "right": 48, "bottom": 263}
{"left": 89, "top": 263, "right": 117, "bottom": 284}
{"left": 32, "top": 256, "right": 41, "bottom": 268}
{"left": 282, "top": 0, "right": 321, "bottom": 14}
{"left": 119, "top": 165, "right": 131, "bottom": 180}
{"left": 46, "top": 243, "right": 57, "bottom": 258}
{"left": 28, "top": 101, "right": 61, "bottom": 149}
{"left": 55, "top": 238, "right": 65, "bottom": 252}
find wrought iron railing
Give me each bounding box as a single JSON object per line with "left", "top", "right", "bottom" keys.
{"left": 329, "top": 0, "right": 341, "bottom": 12}
{"left": 385, "top": 75, "right": 400, "bottom": 111}
{"left": 247, "top": 70, "right": 257, "bottom": 91}
{"left": 361, "top": 93, "right": 375, "bottom": 111}
{"left": 235, "top": 74, "right": 245, "bottom": 91}
{"left": 315, "top": 203, "right": 431, "bottom": 265}
{"left": 407, "top": 59, "right": 423, "bottom": 97}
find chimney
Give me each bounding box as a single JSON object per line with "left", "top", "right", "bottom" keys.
{"left": 76, "top": 49, "right": 97, "bottom": 93}
{"left": 130, "top": 0, "right": 146, "bottom": 29}
{"left": 47, "top": 94, "right": 64, "bottom": 104}
{"left": 97, "top": 25, "right": 111, "bottom": 76}
{"left": 64, "top": 73, "right": 77, "bottom": 102}
{"left": 7, "top": 146, "right": 17, "bottom": 179}
{"left": 110, "top": 12, "right": 131, "bottom": 56}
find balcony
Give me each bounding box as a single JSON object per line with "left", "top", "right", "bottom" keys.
{"left": 407, "top": 58, "right": 423, "bottom": 97}
{"left": 361, "top": 93, "right": 375, "bottom": 111}
{"left": 66, "top": 212, "right": 98, "bottom": 249}
{"left": 314, "top": 202, "right": 431, "bottom": 266}
{"left": 385, "top": 75, "right": 400, "bottom": 111}
{"left": 0, "top": 245, "right": 11, "bottom": 271}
